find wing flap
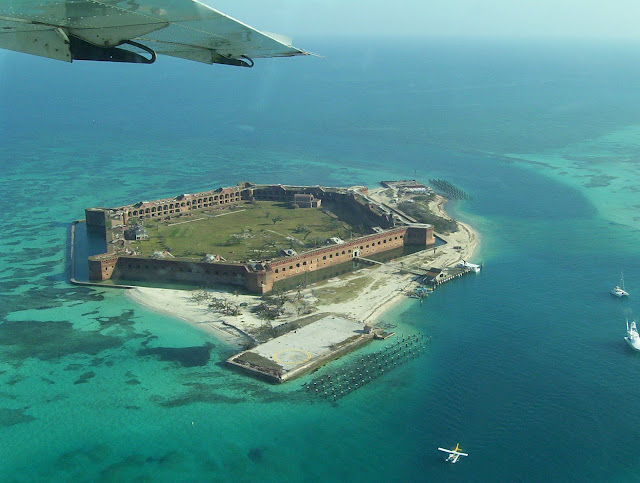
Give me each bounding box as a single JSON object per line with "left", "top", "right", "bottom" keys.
{"left": 142, "top": 21, "right": 304, "bottom": 59}
{"left": 0, "top": 20, "right": 71, "bottom": 62}
{"left": 138, "top": 1, "right": 307, "bottom": 59}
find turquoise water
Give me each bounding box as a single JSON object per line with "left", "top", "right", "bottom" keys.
{"left": 2, "top": 38, "right": 640, "bottom": 481}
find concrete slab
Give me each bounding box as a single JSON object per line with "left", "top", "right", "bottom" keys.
{"left": 227, "top": 315, "right": 372, "bottom": 382}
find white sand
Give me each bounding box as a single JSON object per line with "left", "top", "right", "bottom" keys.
{"left": 126, "top": 191, "right": 478, "bottom": 347}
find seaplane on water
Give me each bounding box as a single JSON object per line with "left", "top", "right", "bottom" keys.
{"left": 437, "top": 443, "right": 468, "bottom": 463}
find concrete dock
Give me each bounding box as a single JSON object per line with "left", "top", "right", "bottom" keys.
{"left": 227, "top": 314, "right": 374, "bottom": 383}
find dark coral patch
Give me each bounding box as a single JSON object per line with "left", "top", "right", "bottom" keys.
{"left": 64, "top": 363, "right": 84, "bottom": 371}
{"left": 6, "top": 374, "right": 26, "bottom": 386}
{"left": 55, "top": 443, "right": 111, "bottom": 470}
{"left": 74, "top": 371, "right": 95, "bottom": 384}
{"left": 151, "top": 383, "right": 244, "bottom": 408}
{"left": 0, "top": 286, "right": 105, "bottom": 324}
{"left": 583, "top": 174, "right": 616, "bottom": 188}
{"left": 0, "top": 320, "right": 122, "bottom": 361}
{"left": 90, "top": 357, "right": 106, "bottom": 367}
{"left": 248, "top": 447, "right": 265, "bottom": 462}
{"left": 0, "top": 407, "right": 36, "bottom": 427}
{"left": 94, "top": 309, "right": 136, "bottom": 328}
{"left": 138, "top": 343, "right": 213, "bottom": 367}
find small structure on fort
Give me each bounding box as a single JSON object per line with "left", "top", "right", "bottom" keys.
{"left": 84, "top": 181, "right": 435, "bottom": 294}
{"left": 293, "top": 193, "right": 321, "bottom": 208}
{"left": 124, "top": 223, "right": 148, "bottom": 241}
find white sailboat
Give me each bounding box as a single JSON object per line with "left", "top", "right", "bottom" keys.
{"left": 611, "top": 272, "right": 629, "bottom": 297}
{"left": 625, "top": 319, "right": 640, "bottom": 351}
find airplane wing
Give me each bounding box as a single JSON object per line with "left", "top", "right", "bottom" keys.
{"left": 437, "top": 448, "right": 469, "bottom": 456}
{"left": 0, "top": 0, "right": 309, "bottom": 67}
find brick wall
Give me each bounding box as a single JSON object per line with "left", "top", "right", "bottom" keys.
{"left": 88, "top": 224, "right": 433, "bottom": 293}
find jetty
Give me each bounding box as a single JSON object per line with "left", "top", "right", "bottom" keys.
{"left": 303, "top": 333, "right": 430, "bottom": 403}
{"left": 428, "top": 179, "right": 471, "bottom": 200}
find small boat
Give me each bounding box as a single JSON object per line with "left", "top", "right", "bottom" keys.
{"left": 625, "top": 319, "right": 640, "bottom": 351}
{"left": 457, "top": 260, "right": 481, "bottom": 273}
{"left": 611, "top": 272, "right": 629, "bottom": 297}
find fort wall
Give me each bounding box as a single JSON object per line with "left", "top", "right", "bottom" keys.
{"left": 86, "top": 183, "right": 393, "bottom": 231}
{"left": 85, "top": 208, "right": 108, "bottom": 228}
{"left": 112, "top": 257, "right": 252, "bottom": 287}
{"left": 88, "top": 255, "right": 119, "bottom": 281}
{"left": 86, "top": 185, "right": 246, "bottom": 227}
{"left": 269, "top": 227, "right": 408, "bottom": 283}
{"left": 84, "top": 182, "right": 434, "bottom": 294}
{"left": 88, "top": 224, "right": 433, "bottom": 294}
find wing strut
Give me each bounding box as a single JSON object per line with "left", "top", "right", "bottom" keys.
{"left": 68, "top": 36, "right": 156, "bottom": 64}
{"left": 240, "top": 55, "right": 254, "bottom": 68}
{"left": 209, "top": 53, "right": 253, "bottom": 68}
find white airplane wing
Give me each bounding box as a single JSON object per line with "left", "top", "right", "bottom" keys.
{"left": 437, "top": 448, "right": 469, "bottom": 456}
{"left": 0, "top": 0, "right": 309, "bottom": 66}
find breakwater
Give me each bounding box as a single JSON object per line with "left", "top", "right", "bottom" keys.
{"left": 303, "top": 333, "right": 430, "bottom": 403}
{"left": 429, "top": 179, "right": 471, "bottom": 200}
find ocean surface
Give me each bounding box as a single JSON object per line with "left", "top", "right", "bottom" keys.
{"left": 2, "top": 37, "right": 640, "bottom": 481}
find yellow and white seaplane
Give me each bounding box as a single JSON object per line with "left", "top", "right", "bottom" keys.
{"left": 437, "top": 443, "right": 468, "bottom": 463}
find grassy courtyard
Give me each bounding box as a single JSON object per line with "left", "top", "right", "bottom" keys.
{"left": 131, "top": 201, "right": 364, "bottom": 261}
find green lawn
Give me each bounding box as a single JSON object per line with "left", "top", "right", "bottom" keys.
{"left": 131, "top": 201, "right": 364, "bottom": 261}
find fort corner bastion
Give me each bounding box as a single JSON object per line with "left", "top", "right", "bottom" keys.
{"left": 85, "top": 182, "right": 434, "bottom": 294}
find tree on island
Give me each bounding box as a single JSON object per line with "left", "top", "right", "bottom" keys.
{"left": 271, "top": 215, "right": 282, "bottom": 225}
{"left": 191, "top": 290, "right": 210, "bottom": 304}
{"left": 295, "top": 224, "right": 312, "bottom": 240}
{"left": 272, "top": 288, "right": 289, "bottom": 307}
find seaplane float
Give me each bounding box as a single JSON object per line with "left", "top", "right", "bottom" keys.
{"left": 437, "top": 443, "right": 468, "bottom": 463}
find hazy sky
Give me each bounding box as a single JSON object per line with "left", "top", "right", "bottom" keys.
{"left": 209, "top": 0, "right": 640, "bottom": 40}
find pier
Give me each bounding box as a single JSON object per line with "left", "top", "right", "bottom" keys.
{"left": 418, "top": 264, "right": 480, "bottom": 287}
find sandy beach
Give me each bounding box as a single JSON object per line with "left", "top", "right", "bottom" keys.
{"left": 126, "top": 189, "right": 478, "bottom": 347}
